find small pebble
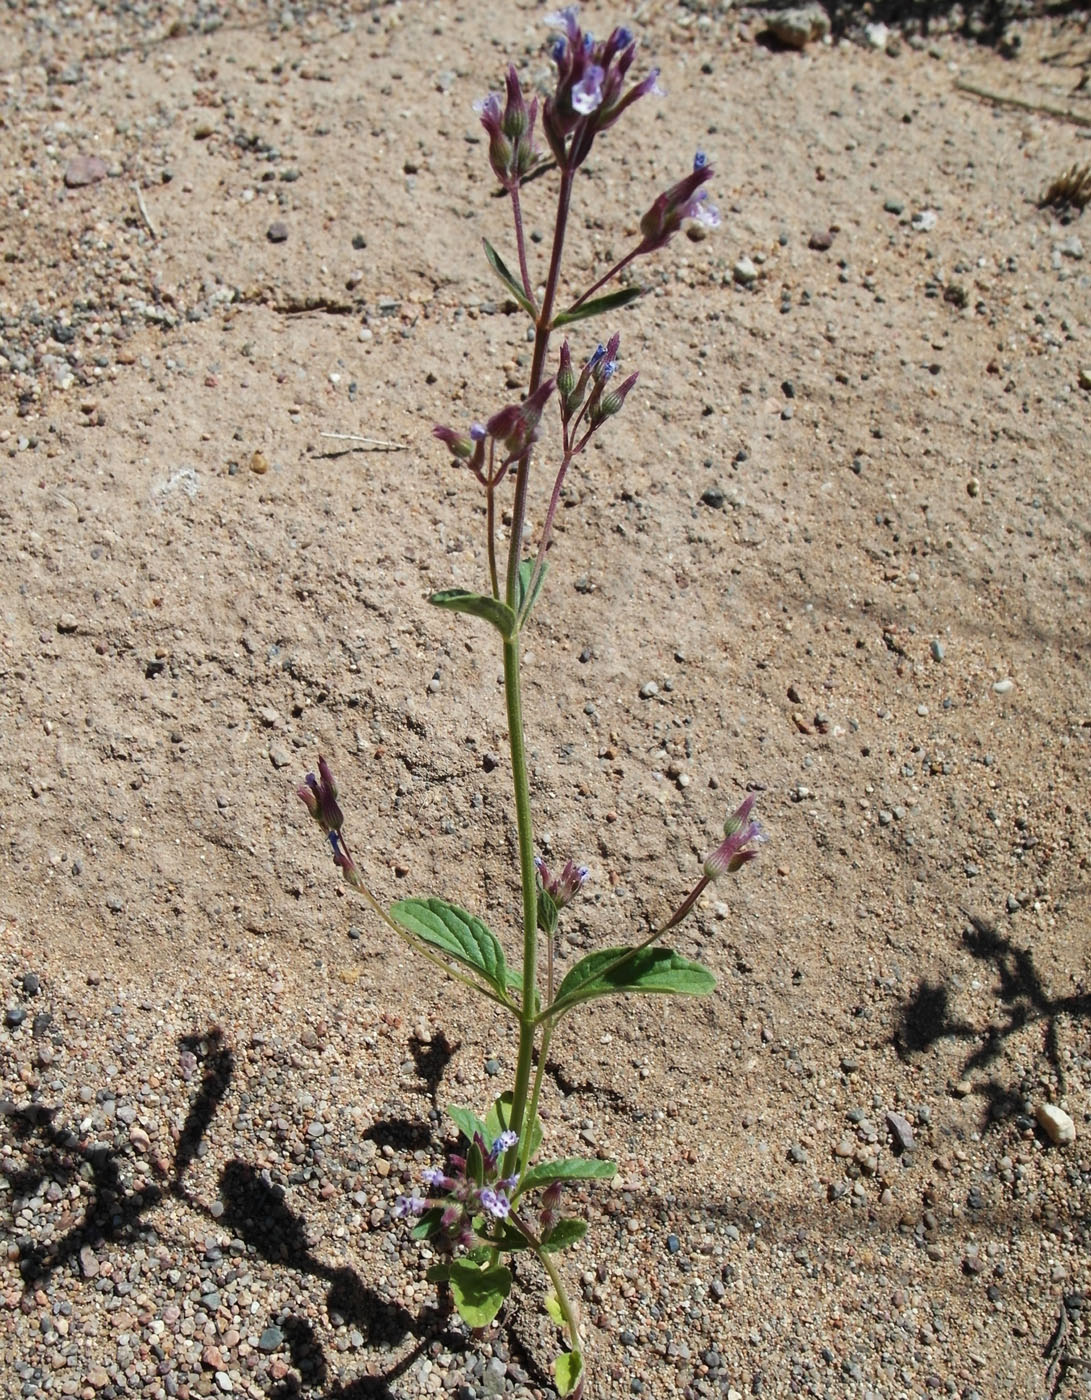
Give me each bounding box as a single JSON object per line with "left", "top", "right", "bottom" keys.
{"left": 267, "top": 221, "right": 289, "bottom": 243}
{"left": 639, "top": 681, "right": 659, "bottom": 699}
{"left": 1036, "top": 1103, "right": 1076, "bottom": 1146}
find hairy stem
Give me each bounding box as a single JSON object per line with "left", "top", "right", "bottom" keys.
{"left": 502, "top": 631, "right": 539, "bottom": 1176}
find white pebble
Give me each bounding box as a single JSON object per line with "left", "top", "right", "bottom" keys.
{"left": 1036, "top": 1103, "right": 1076, "bottom": 1146}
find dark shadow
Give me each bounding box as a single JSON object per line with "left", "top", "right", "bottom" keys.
{"left": 895, "top": 979, "right": 977, "bottom": 1057}
{"left": 173, "top": 1026, "right": 235, "bottom": 1188}
{"left": 894, "top": 907, "right": 1091, "bottom": 1128}
{"left": 362, "top": 1116, "right": 433, "bottom": 1152}
{"left": 408, "top": 1029, "right": 458, "bottom": 1104}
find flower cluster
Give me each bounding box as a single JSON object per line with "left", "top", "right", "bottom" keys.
{"left": 434, "top": 380, "right": 556, "bottom": 488}
{"left": 542, "top": 5, "right": 662, "bottom": 171}
{"left": 395, "top": 1130, "right": 521, "bottom": 1251}
{"left": 703, "top": 792, "right": 766, "bottom": 879}
{"left": 535, "top": 855, "right": 589, "bottom": 933}
{"left": 298, "top": 756, "right": 360, "bottom": 885}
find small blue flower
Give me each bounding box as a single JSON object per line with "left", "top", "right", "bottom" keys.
{"left": 394, "top": 1194, "right": 427, "bottom": 1218}
{"left": 478, "top": 1187, "right": 511, "bottom": 1219}
{"left": 571, "top": 63, "right": 604, "bottom": 115}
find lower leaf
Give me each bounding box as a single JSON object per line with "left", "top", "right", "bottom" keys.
{"left": 447, "top": 1259, "right": 512, "bottom": 1328}
{"left": 555, "top": 1349, "right": 584, "bottom": 1396}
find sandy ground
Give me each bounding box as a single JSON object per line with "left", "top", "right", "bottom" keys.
{"left": 1, "top": 2, "right": 1090, "bottom": 1398}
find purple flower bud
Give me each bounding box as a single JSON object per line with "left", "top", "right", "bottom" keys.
{"left": 535, "top": 856, "right": 589, "bottom": 910}
{"left": 703, "top": 793, "right": 766, "bottom": 878}
{"left": 591, "top": 369, "right": 638, "bottom": 426}
{"left": 433, "top": 424, "right": 475, "bottom": 460}
{"left": 298, "top": 755, "right": 344, "bottom": 834}
{"left": 486, "top": 378, "right": 556, "bottom": 461}
{"left": 557, "top": 340, "right": 576, "bottom": 399}
{"left": 638, "top": 155, "right": 719, "bottom": 254}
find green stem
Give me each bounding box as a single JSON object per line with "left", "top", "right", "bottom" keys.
{"left": 519, "top": 1023, "right": 553, "bottom": 1178}
{"left": 502, "top": 631, "right": 539, "bottom": 1174}
{"left": 537, "top": 1245, "right": 584, "bottom": 1378}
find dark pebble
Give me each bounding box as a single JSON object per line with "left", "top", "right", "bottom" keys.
{"left": 5, "top": 1006, "right": 26, "bottom": 1028}
{"left": 485, "top": 1058, "right": 500, "bottom": 1076}
{"left": 267, "top": 221, "right": 289, "bottom": 243}
{"left": 21, "top": 973, "right": 40, "bottom": 996}
{"left": 352, "top": 233, "right": 367, "bottom": 249}
{"left": 700, "top": 486, "right": 725, "bottom": 509}
{"left": 666, "top": 1234, "right": 680, "bottom": 1254}
{"left": 258, "top": 1326, "right": 284, "bottom": 1353}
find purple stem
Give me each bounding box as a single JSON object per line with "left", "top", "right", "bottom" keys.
{"left": 566, "top": 245, "right": 643, "bottom": 313}
{"left": 505, "top": 166, "right": 575, "bottom": 607}
{"left": 518, "top": 449, "right": 574, "bottom": 623}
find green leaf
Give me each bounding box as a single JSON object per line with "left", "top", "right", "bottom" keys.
{"left": 552, "top": 945, "right": 715, "bottom": 1014}
{"left": 555, "top": 1350, "right": 584, "bottom": 1396}
{"left": 486, "top": 1092, "right": 543, "bottom": 1159}
{"left": 482, "top": 238, "right": 535, "bottom": 317}
{"left": 448, "top": 1104, "right": 489, "bottom": 1148}
{"left": 540, "top": 1218, "right": 587, "bottom": 1253}
{"left": 447, "top": 1259, "right": 512, "bottom": 1328}
{"left": 552, "top": 284, "right": 644, "bottom": 328}
{"left": 425, "top": 1262, "right": 451, "bottom": 1284}
{"left": 514, "top": 558, "right": 547, "bottom": 619}
{"left": 519, "top": 1157, "right": 617, "bottom": 1195}
{"left": 391, "top": 898, "right": 515, "bottom": 999}
{"left": 544, "top": 1291, "right": 566, "bottom": 1327}
{"left": 429, "top": 589, "right": 516, "bottom": 639}
{"left": 410, "top": 1206, "right": 444, "bottom": 1241}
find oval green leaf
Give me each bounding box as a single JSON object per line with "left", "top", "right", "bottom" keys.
{"left": 447, "top": 1104, "right": 489, "bottom": 1147}
{"left": 540, "top": 1217, "right": 587, "bottom": 1253}
{"left": 429, "top": 588, "right": 516, "bottom": 639}
{"left": 515, "top": 557, "right": 548, "bottom": 620}
{"left": 551, "top": 945, "right": 715, "bottom": 1015}
{"left": 391, "top": 898, "right": 516, "bottom": 999}
{"left": 519, "top": 1157, "right": 617, "bottom": 1195}
{"left": 447, "top": 1259, "right": 512, "bottom": 1328}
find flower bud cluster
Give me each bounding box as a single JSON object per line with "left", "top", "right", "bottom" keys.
{"left": 298, "top": 756, "right": 361, "bottom": 884}
{"left": 395, "top": 1130, "right": 521, "bottom": 1252}
{"left": 474, "top": 67, "right": 539, "bottom": 190}
{"left": 558, "top": 333, "right": 638, "bottom": 439}
{"left": 543, "top": 5, "right": 662, "bottom": 171}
